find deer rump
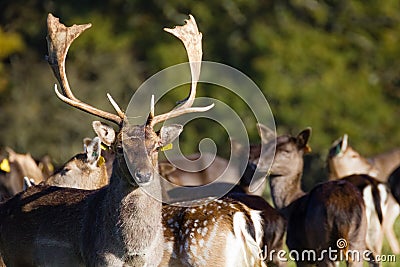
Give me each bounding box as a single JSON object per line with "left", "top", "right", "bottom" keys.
{"left": 342, "top": 174, "right": 386, "bottom": 224}
{"left": 285, "top": 180, "right": 365, "bottom": 259}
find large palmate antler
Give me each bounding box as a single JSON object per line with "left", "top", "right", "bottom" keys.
{"left": 149, "top": 15, "right": 214, "bottom": 127}
{"left": 46, "top": 13, "right": 125, "bottom": 126}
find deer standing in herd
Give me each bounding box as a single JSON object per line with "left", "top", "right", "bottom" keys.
{"left": 328, "top": 134, "right": 400, "bottom": 255}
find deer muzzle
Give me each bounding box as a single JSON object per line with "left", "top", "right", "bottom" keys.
{"left": 134, "top": 168, "right": 153, "bottom": 185}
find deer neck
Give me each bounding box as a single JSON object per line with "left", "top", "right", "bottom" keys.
{"left": 269, "top": 171, "right": 305, "bottom": 211}
{"left": 103, "top": 159, "right": 163, "bottom": 255}
{"left": 370, "top": 148, "right": 400, "bottom": 181}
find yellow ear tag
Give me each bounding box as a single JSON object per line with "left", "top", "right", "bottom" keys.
{"left": 48, "top": 163, "right": 54, "bottom": 173}
{"left": 0, "top": 159, "right": 11, "bottom": 173}
{"left": 161, "top": 143, "right": 173, "bottom": 151}
{"left": 97, "top": 156, "right": 106, "bottom": 167}
{"left": 101, "top": 143, "right": 109, "bottom": 151}
{"left": 304, "top": 145, "right": 312, "bottom": 154}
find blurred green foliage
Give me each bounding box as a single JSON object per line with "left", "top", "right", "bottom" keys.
{"left": 0, "top": 0, "right": 399, "bottom": 188}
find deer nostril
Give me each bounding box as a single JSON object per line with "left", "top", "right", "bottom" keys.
{"left": 134, "top": 169, "right": 153, "bottom": 184}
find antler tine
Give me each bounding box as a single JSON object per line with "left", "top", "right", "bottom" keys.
{"left": 150, "top": 15, "right": 214, "bottom": 127}
{"left": 46, "top": 13, "right": 124, "bottom": 126}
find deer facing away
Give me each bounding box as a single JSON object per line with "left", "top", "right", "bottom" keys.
{"left": 328, "top": 134, "right": 400, "bottom": 255}
{"left": 257, "top": 126, "right": 367, "bottom": 267}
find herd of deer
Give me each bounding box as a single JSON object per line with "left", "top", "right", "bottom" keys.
{"left": 0, "top": 13, "right": 399, "bottom": 267}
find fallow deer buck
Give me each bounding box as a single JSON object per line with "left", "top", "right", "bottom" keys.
{"left": 0, "top": 14, "right": 268, "bottom": 267}
{"left": 257, "top": 126, "right": 367, "bottom": 266}
{"left": 328, "top": 134, "right": 400, "bottom": 255}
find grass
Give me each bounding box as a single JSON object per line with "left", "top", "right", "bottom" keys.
{"left": 380, "top": 217, "right": 400, "bottom": 267}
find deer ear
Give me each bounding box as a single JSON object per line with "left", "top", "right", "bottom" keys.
{"left": 341, "top": 134, "right": 348, "bottom": 152}
{"left": 85, "top": 137, "right": 101, "bottom": 165}
{"left": 297, "top": 128, "right": 312, "bottom": 150}
{"left": 83, "top": 138, "right": 92, "bottom": 152}
{"left": 5, "top": 147, "right": 16, "bottom": 162}
{"left": 256, "top": 123, "right": 275, "bottom": 144}
{"left": 92, "top": 121, "right": 116, "bottom": 146}
{"left": 159, "top": 124, "right": 183, "bottom": 147}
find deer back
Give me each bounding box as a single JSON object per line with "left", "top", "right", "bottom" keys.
{"left": 161, "top": 198, "right": 266, "bottom": 267}
{"left": 159, "top": 152, "right": 241, "bottom": 187}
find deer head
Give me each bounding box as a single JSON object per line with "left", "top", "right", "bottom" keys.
{"left": 44, "top": 137, "right": 109, "bottom": 189}
{"left": 46, "top": 13, "right": 213, "bottom": 190}
{"left": 328, "top": 134, "right": 378, "bottom": 179}
{"left": 268, "top": 128, "right": 311, "bottom": 178}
